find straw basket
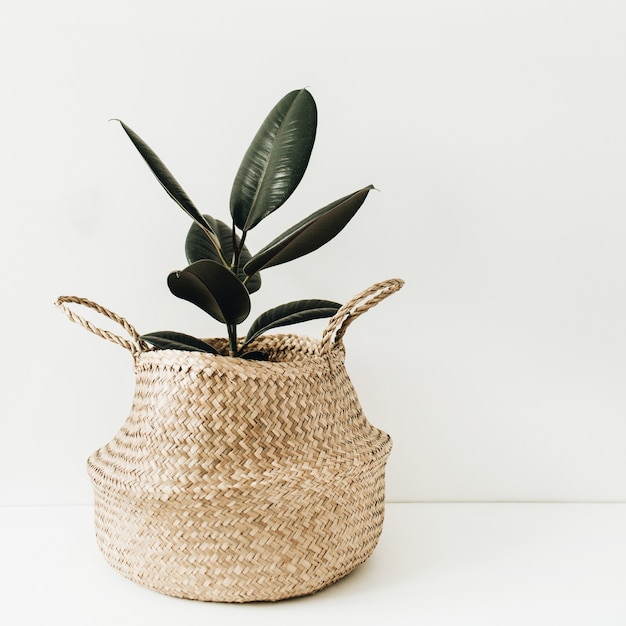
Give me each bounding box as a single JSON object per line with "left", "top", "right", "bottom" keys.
{"left": 56, "top": 278, "right": 403, "bottom": 602}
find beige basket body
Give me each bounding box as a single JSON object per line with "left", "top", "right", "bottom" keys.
{"left": 57, "top": 279, "right": 403, "bottom": 602}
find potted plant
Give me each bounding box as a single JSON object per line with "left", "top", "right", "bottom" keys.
{"left": 57, "top": 87, "right": 403, "bottom": 602}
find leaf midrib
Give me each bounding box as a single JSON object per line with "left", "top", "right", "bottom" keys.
{"left": 243, "top": 107, "right": 293, "bottom": 232}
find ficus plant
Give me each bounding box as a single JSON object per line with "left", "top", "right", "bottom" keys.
{"left": 116, "top": 88, "right": 374, "bottom": 359}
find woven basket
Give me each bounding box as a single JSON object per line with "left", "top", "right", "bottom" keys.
{"left": 57, "top": 278, "right": 403, "bottom": 602}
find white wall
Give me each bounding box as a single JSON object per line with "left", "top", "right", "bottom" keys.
{"left": 2, "top": 0, "right": 626, "bottom": 504}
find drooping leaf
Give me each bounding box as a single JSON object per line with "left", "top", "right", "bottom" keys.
{"left": 141, "top": 331, "right": 218, "bottom": 354}
{"left": 243, "top": 299, "right": 341, "bottom": 346}
{"left": 167, "top": 260, "right": 251, "bottom": 325}
{"left": 113, "top": 119, "right": 221, "bottom": 251}
{"left": 244, "top": 185, "right": 374, "bottom": 276}
{"left": 185, "top": 214, "right": 262, "bottom": 293}
{"left": 230, "top": 89, "right": 317, "bottom": 232}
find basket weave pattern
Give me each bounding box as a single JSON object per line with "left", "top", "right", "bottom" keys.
{"left": 57, "top": 279, "right": 403, "bottom": 602}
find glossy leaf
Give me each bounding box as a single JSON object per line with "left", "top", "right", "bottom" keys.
{"left": 185, "top": 214, "right": 262, "bottom": 293}
{"left": 141, "top": 331, "right": 218, "bottom": 354}
{"left": 167, "top": 260, "right": 251, "bottom": 325}
{"left": 230, "top": 89, "right": 317, "bottom": 231}
{"left": 244, "top": 185, "right": 374, "bottom": 275}
{"left": 114, "top": 119, "right": 221, "bottom": 249}
{"left": 240, "top": 350, "right": 269, "bottom": 361}
{"left": 243, "top": 299, "right": 341, "bottom": 346}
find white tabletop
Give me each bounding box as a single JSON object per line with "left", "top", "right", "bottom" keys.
{"left": 2, "top": 503, "right": 625, "bottom": 625}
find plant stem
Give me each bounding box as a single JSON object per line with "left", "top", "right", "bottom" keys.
{"left": 230, "top": 222, "right": 238, "bottom": 270}
{"left": 230, "top": 223, "right": 247, "bottom": 274}
{"left": 227, "top": 323, "right": 238, "bottom": 357}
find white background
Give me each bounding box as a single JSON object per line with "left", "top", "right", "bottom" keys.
{"left": 2, "top": 0, "right": 626, "bottom": 506}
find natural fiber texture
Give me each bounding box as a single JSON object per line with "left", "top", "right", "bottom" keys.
{"left": 57, "top": 279, "right": 403, "bottom": 602}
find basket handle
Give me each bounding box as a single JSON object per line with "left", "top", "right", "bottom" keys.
{"left": 55, "top": 295, "right": 149, "bottom": 357}
{"left": 320, "top": 278, "right": 404, "bottom": 356}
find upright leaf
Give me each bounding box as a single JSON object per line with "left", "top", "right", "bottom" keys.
{"left": 244, "top": 185, "right": 374, "bottom": 275}
{"left": 185, "top": 215, "right": 262, "bottom": 293}
{"left": 230, "top": 89, "right": 317, "bottom": 231}
{"left": 114, "top": 119, "right": 221, "bottom": 249}
{"left": 243, "top": 299, "right": 341, "bottom": 347}
{"left": 167, "top": 260, "right": 251, "bottom": 325}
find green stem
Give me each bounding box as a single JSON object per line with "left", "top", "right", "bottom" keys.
{"left": 230, "top": 224, "right": 247, "bottom": 274}
{"left": 230, "top": 222, "right": 238, "bottom": 270}
{"left": 226, "top": 323, "right": 238, "bottom": 357}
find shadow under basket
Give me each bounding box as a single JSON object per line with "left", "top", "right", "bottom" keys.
{"left": 56, "top": 278, "right": 403, "bottom": 602}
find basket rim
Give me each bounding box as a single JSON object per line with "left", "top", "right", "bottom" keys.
{"left": 136, "top": 332, "right": 345, "bottom": 366}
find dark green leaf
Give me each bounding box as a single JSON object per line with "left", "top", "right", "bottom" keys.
{"left": 230, "top": 89, "right": 317, "bottom": 231}
{"left": 167, "top": 260, "right": 251, "bottom": 325}
{"left": 185, "top": 215, "right": 262, "bottom": 293}
{"left": 113, "top": 119, "right": 221, "bottom": 249}
{"left": 243, "top": 299, "right": 341, "bottom": 346}
{"left": 141, "top": 331, "right": 218, "bottom": 354}
{"left": 240, "top": 350, "right": 269, "bottom": 361}
{"left": 244, "top": 185, "right": 374, "bottom": 275}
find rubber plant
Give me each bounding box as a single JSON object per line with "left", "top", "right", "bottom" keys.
{"left": 115, "top": 88, "right": 374, "bottom": 358}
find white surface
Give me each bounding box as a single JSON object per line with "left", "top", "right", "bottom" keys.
{"left": 2, "top": 503, "right": 626, "bottom": 625}
{"left": 3, "top": 0, "right": 626, "bottom": 505}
